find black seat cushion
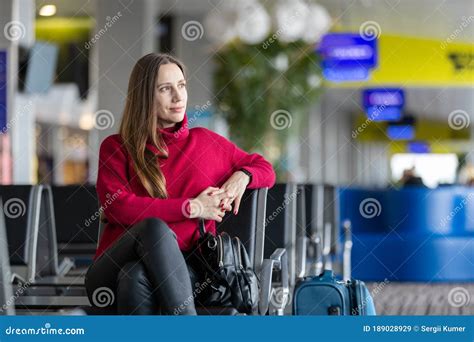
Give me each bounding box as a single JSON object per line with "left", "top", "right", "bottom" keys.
{"left": 0, "top": 185, "right": 34, "bottom": 265}
{"left": 52, "top": 185, "right": 99, "bottom": 246}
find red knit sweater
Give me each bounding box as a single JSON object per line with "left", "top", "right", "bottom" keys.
{"left": 95, "top": 114, "right": 276, "bottom": 259}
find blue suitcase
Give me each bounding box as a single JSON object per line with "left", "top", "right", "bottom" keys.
{"left": 293, "top": 186, "right": 376, "bottom": 316}
{"left": 293, "top": 269, "right": 376, "bottom": 315}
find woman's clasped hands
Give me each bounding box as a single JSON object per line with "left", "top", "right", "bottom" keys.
{"left": 188, "top": 171, "right": 251, "bottom": 222}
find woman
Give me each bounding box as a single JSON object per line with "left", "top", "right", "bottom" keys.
{"left": 85, "top": 53, "right": 275, "bottom": 315}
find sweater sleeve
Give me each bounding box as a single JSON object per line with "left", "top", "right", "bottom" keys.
{"left": 96, "top": 135, "right": 191, "bottom": 226}
{"left": 223, "top": 136, "right": 276, "bottom": 189}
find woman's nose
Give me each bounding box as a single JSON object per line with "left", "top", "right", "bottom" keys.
{"left": 172, "top": 88, "right": 182, "bottom": 102}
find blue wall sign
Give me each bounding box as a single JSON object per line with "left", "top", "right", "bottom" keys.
{"left": 0, "top": 51, "right": 6, "bottom": 132}
{"left": 363, "top": 88, "right": 405, "bottom": 121}
{"left": 317, "top": 33, "right": 378, "bottom": 82}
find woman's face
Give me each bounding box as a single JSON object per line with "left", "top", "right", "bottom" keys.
{"left": 154, "top": 63, "right": 187, "bottom": 128}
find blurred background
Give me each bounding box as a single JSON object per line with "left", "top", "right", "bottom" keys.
{"left": 0, "top": 0, "right": 471, "bottom": 187}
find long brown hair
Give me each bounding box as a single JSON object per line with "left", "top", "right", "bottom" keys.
{"left": 119, "top": 53, "right": 186, "bottom": 198}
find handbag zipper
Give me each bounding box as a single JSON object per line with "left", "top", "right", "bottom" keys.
{"left": 218, "top": 235, "right": 224, "bottom": 268}
{"left": 235, "top": 237, "right": 244, "bottom": 269}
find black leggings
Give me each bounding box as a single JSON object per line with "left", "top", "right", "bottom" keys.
{"left": 85, "top": 218, "right": 205, "bottom": 315}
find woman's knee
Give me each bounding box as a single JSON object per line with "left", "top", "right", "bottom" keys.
{"left": 135, "top": 217, "right": 177, "bottom": 241}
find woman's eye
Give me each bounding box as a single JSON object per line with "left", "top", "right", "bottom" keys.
{"left": 160, "top": 86, "right": 170, "bottom": 92}
{"left": 179, "top": 83, "right": 186, "bottom": 88}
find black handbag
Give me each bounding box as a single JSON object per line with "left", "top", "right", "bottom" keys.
{"left": 196, "top": 219, "right": 259, "bottom": 314}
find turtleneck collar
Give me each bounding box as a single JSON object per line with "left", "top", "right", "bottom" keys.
{"left": 159, "top": 113, "right": 189, "bottom": 143}
{"left": 146, "top": 114, "right": 189, "bottom": 155}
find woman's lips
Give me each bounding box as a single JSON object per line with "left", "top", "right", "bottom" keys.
{"left": 170, "top": 106, "right": 184, "bottom": 112}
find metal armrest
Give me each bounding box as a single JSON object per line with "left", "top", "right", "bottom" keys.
{"left": 10, "top": 272, "right": 27, "bottom": 285}
{"left": 258, "top": 248, "right": 289, "bottom": 315}
{"left": 57, "top": 257, "right": 75, "bottom": 276}
{"left": 295, "top": 184, "right": 307, "bottom": 280}
{"left": 342, "top": 220, "right": 353, "bottom": 282}
{"left": 308, "top": 232, "right": 323, "bottom": 276}
{"left": 296, "top": 236, "right": 307, "bottom": 279}
{"left": 322, "top": 222, "right": 333, "bottom": 271}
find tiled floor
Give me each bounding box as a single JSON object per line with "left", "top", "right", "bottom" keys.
{"left": 366, "top": 282, "right": 474, "bottom": 315}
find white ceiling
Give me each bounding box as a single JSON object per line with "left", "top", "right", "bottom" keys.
{"left": 161, "top": 0, "right": 474, "bottom": 43}
{"left": 318, "top": 0, "right": 474, "bottom": 43}
{"left": 36, "top": 0, "right": 474, "bottom": 42}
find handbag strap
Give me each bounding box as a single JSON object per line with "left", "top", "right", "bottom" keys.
{"left": 198, "top": 219, "right": 206, "bottom": 238}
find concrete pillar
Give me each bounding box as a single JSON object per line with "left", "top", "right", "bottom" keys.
{"left": 173, "top": 14, "right": 214, "bottom": 110}
{"left": 89, "top": 0, "right": 157, "bottom": 182}
{"left": 322, "top": 96, "right": 339, "bottom": 185}
{"left": 307, "top": 102, "right": 324, "bottom": 183}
